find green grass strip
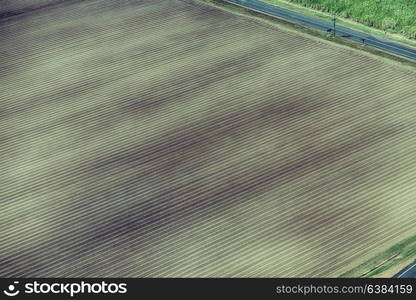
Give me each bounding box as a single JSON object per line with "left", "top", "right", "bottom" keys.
{"left": 340, "top": 235, "right": 416, "bottom": 278}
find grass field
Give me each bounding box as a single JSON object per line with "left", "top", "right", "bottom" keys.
{"left": 341, "top": 235, "right": 416, "bottom": 277}
{"left": 1, "top": 0, "right": 416, "bottom": 277}
{"left": 263, "top": 0, "right": 416, "bottom": 39}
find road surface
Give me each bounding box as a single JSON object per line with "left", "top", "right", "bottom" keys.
{"left": 225, "top": 0, "right": 416, "bottom": 61}
{"left": 394, "top": 261, "right": 416, "bottom": 278}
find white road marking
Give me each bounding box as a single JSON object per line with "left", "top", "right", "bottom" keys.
{"left": 397, "top": 262, "right": 416, "bottom": 278}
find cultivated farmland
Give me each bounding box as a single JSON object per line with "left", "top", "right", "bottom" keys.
{"left": 0, "top": 0, "right": 415, "bottom": 277}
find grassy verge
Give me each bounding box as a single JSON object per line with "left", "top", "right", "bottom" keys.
{"left": 261, "top": 0, "right": 416, "bottom": 49}
{"left": 201, "top": 0, "right": 416, "bottom": 69}
{"left": 340, "top": 235, "right": 416, "bottom": 278}
{"left": 263, "top": 0, "right": 416, "bottom": 39}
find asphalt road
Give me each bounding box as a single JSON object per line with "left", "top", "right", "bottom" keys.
{"left": 225, "top": 0, "right": 416, "bottom": 61}
{"left": 394, "top": 262, "right": 416, "bottom": 278}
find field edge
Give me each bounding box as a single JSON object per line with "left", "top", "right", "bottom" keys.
{"left": 340, "top": 235, "right": 416, "bottom": 278}
{"left": 199, "top": 0, "right": 416, "bottom": 71}
{"left": 261, "top": 0, "right": 416, "bottom": 49}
